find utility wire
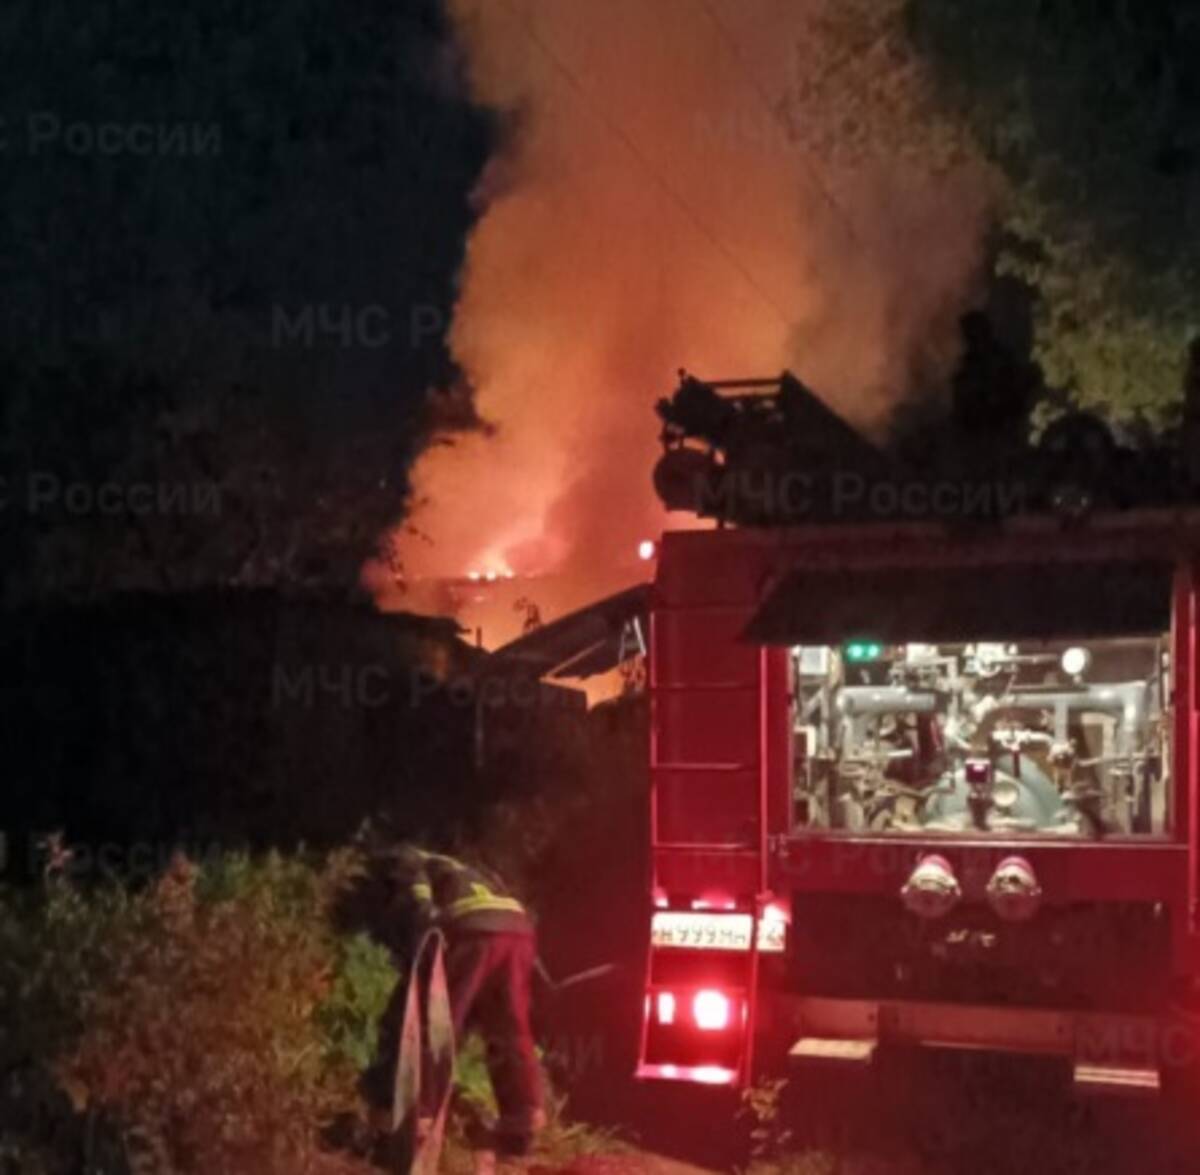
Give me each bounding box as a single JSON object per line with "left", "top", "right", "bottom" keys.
{"left": 497, "top": 0, "right": 795, "bottom": 334}
{"left": 695, "top": 0, "right": 869, "bottom": 258}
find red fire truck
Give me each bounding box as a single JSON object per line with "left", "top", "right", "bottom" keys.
{"left": 635, "top": 369, "right": 1200, "bottom": 1096}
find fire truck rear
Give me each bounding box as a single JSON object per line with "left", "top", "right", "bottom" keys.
{"left": 635, "top": 368, "right": 1200, "bottom": 1096}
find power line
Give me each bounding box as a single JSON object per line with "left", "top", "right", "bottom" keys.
{"left": 695, "top": 0, "right": 869, "bottom": 258}
{"left": 496, "top": 0, "right": 795, "bottom": 333}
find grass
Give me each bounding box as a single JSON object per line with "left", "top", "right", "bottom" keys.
{"left": 440, "top": 1035, "right": 631, "bottom": 1173}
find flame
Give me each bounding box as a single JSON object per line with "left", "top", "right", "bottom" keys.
{"left": 368, "top": 0, "right": 989, "bottom": 626}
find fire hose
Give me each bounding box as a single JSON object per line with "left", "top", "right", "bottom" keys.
{"left": 382, "top": 928, "right": 455, "bottom": 1175}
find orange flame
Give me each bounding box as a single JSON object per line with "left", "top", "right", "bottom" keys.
{"left": 367, "top": 0, "right": 989, "bottom": 638}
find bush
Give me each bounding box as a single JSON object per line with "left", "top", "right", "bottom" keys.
{"left": 0, "top": 845, "right": 398, "bottom": 1174}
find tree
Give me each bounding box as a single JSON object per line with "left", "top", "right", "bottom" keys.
{"left": 776, "top": 0, "right": 1199, "bottom": 429}
{"left": 0, "top": 0, "right": 493, "bottom": 602}
{"left": 906, "top": 0, "right": 1200, "bottom": 427}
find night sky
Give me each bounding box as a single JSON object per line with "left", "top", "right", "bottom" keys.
{"left": 0, "top": 0, "right": 491, "bottom": 602}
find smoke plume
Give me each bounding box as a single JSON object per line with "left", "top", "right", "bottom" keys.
{"left": 377, "top": 0, "right": 990, "bottom": 628}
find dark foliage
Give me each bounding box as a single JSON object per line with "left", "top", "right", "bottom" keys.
{"left": 0, "top": 591, "right": 485, "bottom": 875}
{"left": 0, "top": 0, "right": 494, "bottom": 600}
{"left": 908, "top": 0, "right": 1200, "bottom": 420}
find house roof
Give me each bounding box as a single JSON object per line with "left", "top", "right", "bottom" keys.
{"left": 487, "top": 583, "right": 651, "bottom": 680}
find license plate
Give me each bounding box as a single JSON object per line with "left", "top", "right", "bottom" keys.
{"left": 651, "top": 911, "right": 785, "bottom": 953}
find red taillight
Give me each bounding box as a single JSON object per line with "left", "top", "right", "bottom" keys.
{"left": 656, "top": 991, "right": 677, "bottom": 1025}
{"left": 693, "top": 989, "right": 731, "bottom": 1031}
{"left": 636, "top": 1062, "right": 738, "bottom": 1085}
{"left": 692, "top": 1064, "right": 736, "bottom": 1085}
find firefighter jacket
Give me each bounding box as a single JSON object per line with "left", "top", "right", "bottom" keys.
{"left": 390, "top": 848, "right": 533, "bottom": 944}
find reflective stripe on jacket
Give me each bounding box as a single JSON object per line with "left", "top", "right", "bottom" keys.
{"left": 403, "top": 850, "right": 532, "bottom": 937}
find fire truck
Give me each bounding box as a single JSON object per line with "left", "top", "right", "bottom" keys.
{"left": 635, "top": 363, "right": 1200, "bottom": 1096}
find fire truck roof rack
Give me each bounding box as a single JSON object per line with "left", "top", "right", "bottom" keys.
{"left": 652, "top": 350, "right": 1200, "bottom": 528}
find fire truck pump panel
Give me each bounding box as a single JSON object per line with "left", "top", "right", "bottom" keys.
{"left": 791, "top": 636, "right": 1170, "bottom": 838}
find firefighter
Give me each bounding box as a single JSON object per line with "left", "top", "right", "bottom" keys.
{"left": 364, "top": 842, "right": 545, "bottom": 1158}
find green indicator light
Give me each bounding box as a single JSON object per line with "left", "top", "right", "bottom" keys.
{"left": 844, "top": 640, "right": 883, "bottom": 662}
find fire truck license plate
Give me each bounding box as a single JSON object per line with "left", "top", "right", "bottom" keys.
{"left": 651, "top": 911, "right": 785, "bottom": 953}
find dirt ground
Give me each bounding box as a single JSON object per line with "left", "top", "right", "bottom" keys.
{"left": 525, "top": 1156, "right": 716, "bottom": 1175}
{"left": 537, "top": 956, "right": 1200, "bottom": 1175}
{"left": 548, "top": 1034, "right": 1200, "bottom": 1175}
